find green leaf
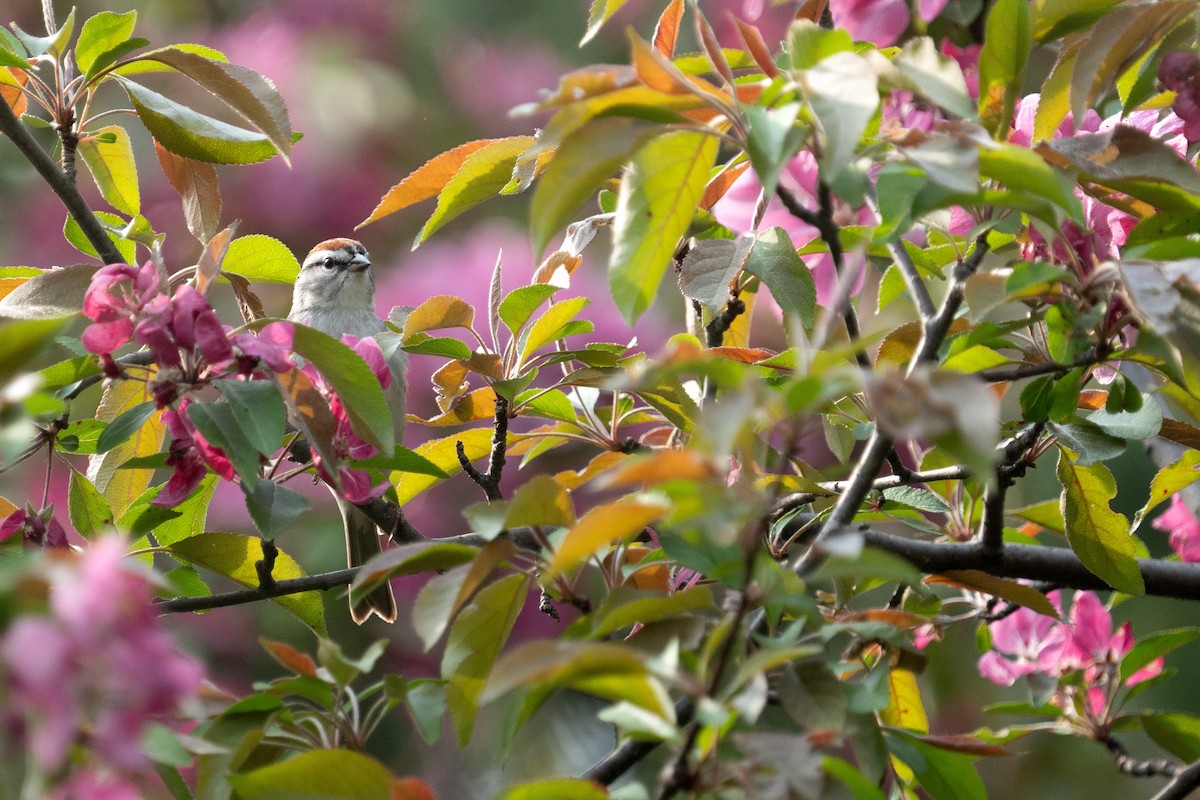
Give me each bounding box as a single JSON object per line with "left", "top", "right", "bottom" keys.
{"left": 399, "top": 334, "right": 473, "bottom": 360}
{"left": 581, "top": 0, "right": 629, "bottom": 45}
{"left": 893, "top": 37, "right": 976, "bottom": 121}
{"left": 0, "top": 318, "right": 70, "bottom": 382}
{"left": 1122, "top": 628, "right": 1200, "bottom": 682}
{"left": 886, "top": 731, "right": 987, "bottom": 800}
{"left": 1048, "top": 419, "right": 1126, "bottom": 466}
{"left": 824, "top": 755, "right": 887, "bottom": 800}
{"left": 498, "top": 284, "right": 560, "bottom": 335}
{"left": 979, "top": 143, "right": 1081, "bottom": 220}
{"left": 82, "top": 37, "right": 149, "bottom": 81}
{"left": 498, "top": 780, "right": 608, "bottom": 800}
{"left": 788, "top": 20, "right": 853, "bottom": 71}
{"left": 1057, "top": 450, "right": 1144, "bottom": 595}
{"left": 882, "top": 486, "right": 951, "bottom": 514}
{"left": 290, "top": 323, "right": 394, "bottom": 455}
{"left": 0, "top": 35, "right": 30, "bottom": 68}
{"left": 120, "top": 78, "right": 288, "bottom": 165}
{"left": 744, "top": 102, "right": 803, "bottom": 199}
{"left": 8, "top": 9, "right": 75, "bottom": 58}
{"left": 63, "top": 210, "right": 136, "bottom": 263}
{"left": 242, "top": 481, "right": 310, "bottom": 538}
{"left": 1132, "top": 450, "right": 1200, "bottom": 531}
{"left": 77, "top": 125, "right": 140, "bottom": 215}
{"left": 55, "top": 418, "right": 107, "bottom": 454}
{"left": 978, "top": 0, "right": 1030, "bottom": 137}
{"left": 95, "top": 401, "right": 157, "bottom": 453}
{"left": 113, "top": 43, "right": 227, "bottom": 75}
{"left": 504, "top": 474, "right": 576, "bottom": 529}
{"left": 131, "top": 47, "right": 294, "bottom": 164}
{"left": 1030, "top": 0, "right": 1122, "bottom": 41}
{"left": 443, "top": 573, "right": 528, "bottom": 745}
{"left": 402, "top": 679, "right": 445, "bottom": 745}
{"left": 530, "top": 117, "right": 660, "bottom": 255}
{"left": 804, "top": 51, "right": 878, "bottom": 178}
{"left": 167, "top": 532, "right": 326, "bottom": 634}
{"left": 220, "top": 235, "right": 299, "bottom": 283}
{"left": 520, "top": 296, "right": 591, "bottom": 362}
{"left": 352, "top": 446, "right": 449, "bottom": 478}
{"left": 743, "top": 227, "right": 816, "bottom": 326}
{"left": 68, "top": 470, "right": 114, "bottom": 537}
{"left": 351, "top": 541, "right": 478, "bottom": 608}
{"left": 609, "top": 130, "right": 719, "bottom": 323}
{"left": 1085, "top": 397, "right": 1162, "bottom": 440}
{"left": 1143, "top": 713, "right": 1200, "bottom": 762}
{"left": 227, "top": 749, "right": 393, "bottom": 800}
{"left": 213, "top": 379, "right": 285, "bottom": 457}
{"left": 185, "top": 401, "right": 261, "bottom": 485}
{"left": 75, "top": 11, "right": 137, "bottom": 76}
{"left": 415, "top": 136, "right": 535, "bottom": 246}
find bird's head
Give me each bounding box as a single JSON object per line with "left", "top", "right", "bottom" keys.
{"left": 290, "top": 238, "right": 376, "bottom": 321}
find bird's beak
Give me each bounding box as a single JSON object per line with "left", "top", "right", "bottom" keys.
{"left": 348, "top": 253, "right": 371, "bottom": 273}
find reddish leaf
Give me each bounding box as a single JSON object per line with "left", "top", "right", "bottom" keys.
{"left": 653, "top": 0, "right": 685, "bottom": 57}
{"left": 357, "top": 139, "right": 500, "bottom": 228}
{"left": 699, "top": 160, "right": 751, "bottom": 209}
{"left": 0, "top": 68, "right": 28, "bottom": 117}
{"left": 261, "top": 638, "right": 318, "bottom": 677}
{"left": 694, "top": 6, "right": 734, "bottom": 86}
{"left": 735, "top": 17, "right": 782, "bottom": 78}
{"left": 1159, "top": 418, "right": 1200, "bottom": 450}
{"left": 391, "top": 778, "right": 438, "bottom": 800}
{"left": 155, "top": 140, "right": 221, "bottom": 244}
{"left": 918, "top": 734, "right": 1011, "bottom": 757}
{"left": 195, "top": 222, "right": 236, "bottom": 296}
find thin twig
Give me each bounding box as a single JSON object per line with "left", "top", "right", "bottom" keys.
{"left": 456, "top": 395, "right": 509, "bottom": 502}
{"left": 864, "top": 189, "right": 936, "bottom": 320}
{"left": 977, "top": 348, "right": 1107, "bottom": 383}
{"left": 1103, "top": 735, "right": 1181, "bottom": 779}
{"left": 0, "top": 92, "right": 123, "bottom": 264}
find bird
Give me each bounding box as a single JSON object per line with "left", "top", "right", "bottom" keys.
{"left": 289, "top": 238, "right": 406, "bottom": 624}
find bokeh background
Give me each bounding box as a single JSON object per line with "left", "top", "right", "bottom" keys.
{"left": 1, "top": 1, "right": 1198, "bottom": 797}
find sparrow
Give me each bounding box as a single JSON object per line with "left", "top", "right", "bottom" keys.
{"left": 290, "top": 238, "right": 406, "bottom": 624}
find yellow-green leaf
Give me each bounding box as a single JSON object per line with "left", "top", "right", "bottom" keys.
{"left": 1057, "top": 449, "right": 1144, "bottom": 595}
{"left": 610, "top": 130, "right": 718, "bottom": 323}
{"left": 415, "top": 136, "right": 535, "bottom": 246}
{"left": 358, "top": 139, "right": 501, "bottom": 229}
{"left": 545, "top": 497, "right": 668, "bottom": 579}
{"left": 402, "top": 295, "right": 475, "bottom": 338}
{"left": 167, "top": 532, "right": 326, "bottom": 634}
{"left": 394, "top": 428, "right": 493, "bottom": 505}
{"left": 87, "top": 376, "right": 164, "bottom": 516}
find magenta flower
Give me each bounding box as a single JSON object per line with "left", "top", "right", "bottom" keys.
{"left": 0, "top": 538, "right": 203, "bottom": 775}
{"left": 1062, "top": 591, "right": 1163, "bottom": 716}
{"left": 232, "top": 321, "right": 296, "bottom": 374}
{"left": 1152, "top": 494, "right": 1200, "bottom": 562}
{"left": 829, "top": 0, "right": 947, "bottom": 47}
{"left": 81, "top": 262, "right": 160, "bottom": 357}
{"left": 977, "top": 593, "right": 1068, "bottom": 686}
{"left": 1159, "top": 51, "right": 1200, "bottom": 142}
{"left": 0, "top": 507, "right": 68, "bottom": 548}
{"left": 168, "top": 285, "right": 233, "bottom": 365}
{"left": 155, "top": 400, "right": 235, "bottom": 507}
{"left": 941, "top": 42, "right": 980, "bottom": 99}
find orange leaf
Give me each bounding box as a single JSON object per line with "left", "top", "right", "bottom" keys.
{"left": 606, "top": 449, "right": 716, "bottom": 488}
{"left": 653, "top": 0, "right": 685, "bottom": 57}
{"left": 402, "top": 295, "right": 475, "bottom": 338}
{"left": 735, "top": 18, "right": 782, "bottom": 78}
{"left": 391, "top": 777, "right": 438, "bottom": 800}
{"left": 1159, "top": 418, "right": 1200, "bottom": 450}
{"left": 358, "top": 139, "right": 500, "bottom": 228}
{"left": 1, "top": 68, "right": 28, "bottom": 117}
{"left": 839, "top": 609, "right": 928, "bottom": 629}
{"left": 0, "top": 496, "right": 16, "bottom": 519}
{"left": 708, "top": 346, "right": 778, "bottom": 364}
{"left": 155, "top": 141, "right": 221, "bottom": 245}
{"left": 260, "top": 638, "right": 318, "bottom": 677}
{"left": 1077, "top": 389, "right": 1107, "bottom": 409}
{"left": 416, "top": 387, "right": 497, "bottom": 427}
{"left": 545, "top": 498, "right": 668, "bottom": 578}
{"left": 700, "top": 161, "right": 750, "bottom": 209}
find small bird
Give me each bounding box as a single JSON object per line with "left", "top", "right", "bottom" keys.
{"left": 290, "top": 238, "right": 406, "bottom": 624}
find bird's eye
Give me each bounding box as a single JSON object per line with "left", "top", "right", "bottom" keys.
{"left": 322, "top": 257, "right": 336, "bottom": 269}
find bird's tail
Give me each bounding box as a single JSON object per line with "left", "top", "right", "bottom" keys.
{"left": 338, "top": 500, "right": 398, "bottom": 624}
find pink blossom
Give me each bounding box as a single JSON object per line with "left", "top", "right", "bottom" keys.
{"left": 830, "top": 0, "right": 910, "bottom": 47}
{"left": 155, "top": 401, "right": 235, "bottom": 507}
{"left": 168, "top": 285, "right": 233, "bottom": 365}
{"left": 301, "top": 357, "right": 387, "bottom": 505}
{"left": 1062, "top": 591, "right": 1163, "bottom": 716}
{"left": 1159, "top": 51, "right": 1200, "bottom": 142}
{"left": 977, "top": 593, "right": 1068, "bottom": 686}
{"left": 81, "top": 262, "right": 161, "bottom": 357}
{"left": 0, "top": 538, "right": 203, "bottom": 775}
{"left": 232, "top": 321, "right": 295, "bottom": 374}
{"left": 0, "top": 507, "right": 69, "bottom": 548}
{"left": 46, "top": 771, "right": 141, "bottom": 800}
{"left": 941, "top": 42, "right": 980, "bottom": 99}
{"left": 343, "top": 334, "right": 391, "bottom": 389}
{"left": 1152, "top": 494, "right": 1200, "bottom": 562}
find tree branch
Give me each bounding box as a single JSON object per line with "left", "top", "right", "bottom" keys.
{"left": 457, "top": 395, "right": 509, "bottom": 502}
{"left": 864, "top": 189, "right": 936, "bottom": 320}
{"left": 1151, "top": 758, "right": 1200, "bottom": 800}
{"left": 0, "top": 93, "right": 123, "bottom": 264}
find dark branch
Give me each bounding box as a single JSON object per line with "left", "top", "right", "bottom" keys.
{"left": 1151, "top": 758, "right": 1200, "bottom": 800}
{"left": 1103, "top": 735, "right": 1181, "bottom": 779}
{"left": 584, "top": 698, "right": 696, "bottom": 786}
{"left": 457, "top": 396, "right": 509, "bottom": 502}
{"left": 156, "top": 567, "right": 358, "bottom": 613}
{"left": 0, "top": 93, "right": 123, "bottom": 264}
{"left": 977, "top": 348, "right": 1108, "bottom": 383}
{"left": 705, "top": 293, "right": 746, "bottom": 348}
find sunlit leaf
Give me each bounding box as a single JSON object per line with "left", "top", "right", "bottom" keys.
{"left": 978, "top": 0, "right": 1030, "bottom": 137}
{"left": 227, "top": 749, "right": 393, "bottom": 799}
{"left": 415, "top": 137, "right": 536, "bottom": 246}
{"left": 358, "top": 139, "right": 500, "bottom": 228}
{"left": 545, "top": 497, "right": 668, "bottom": 579}
{"left": 167, "top": 532, "right": 326, "bottom": 634}
{"left": 154, "top": 141, "right": 221, "bottom": 244}
{"left": 610, "top": 130, "right": 719, "bottom": 323}
{"left": 581, "top": 0, "right": 629, "bottom": 45}
{"left": 1057, "top": 450, "right": 1144, "bottom": 595}
{"left": 75, "top": 11, "right": 137, "bottom": 76}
